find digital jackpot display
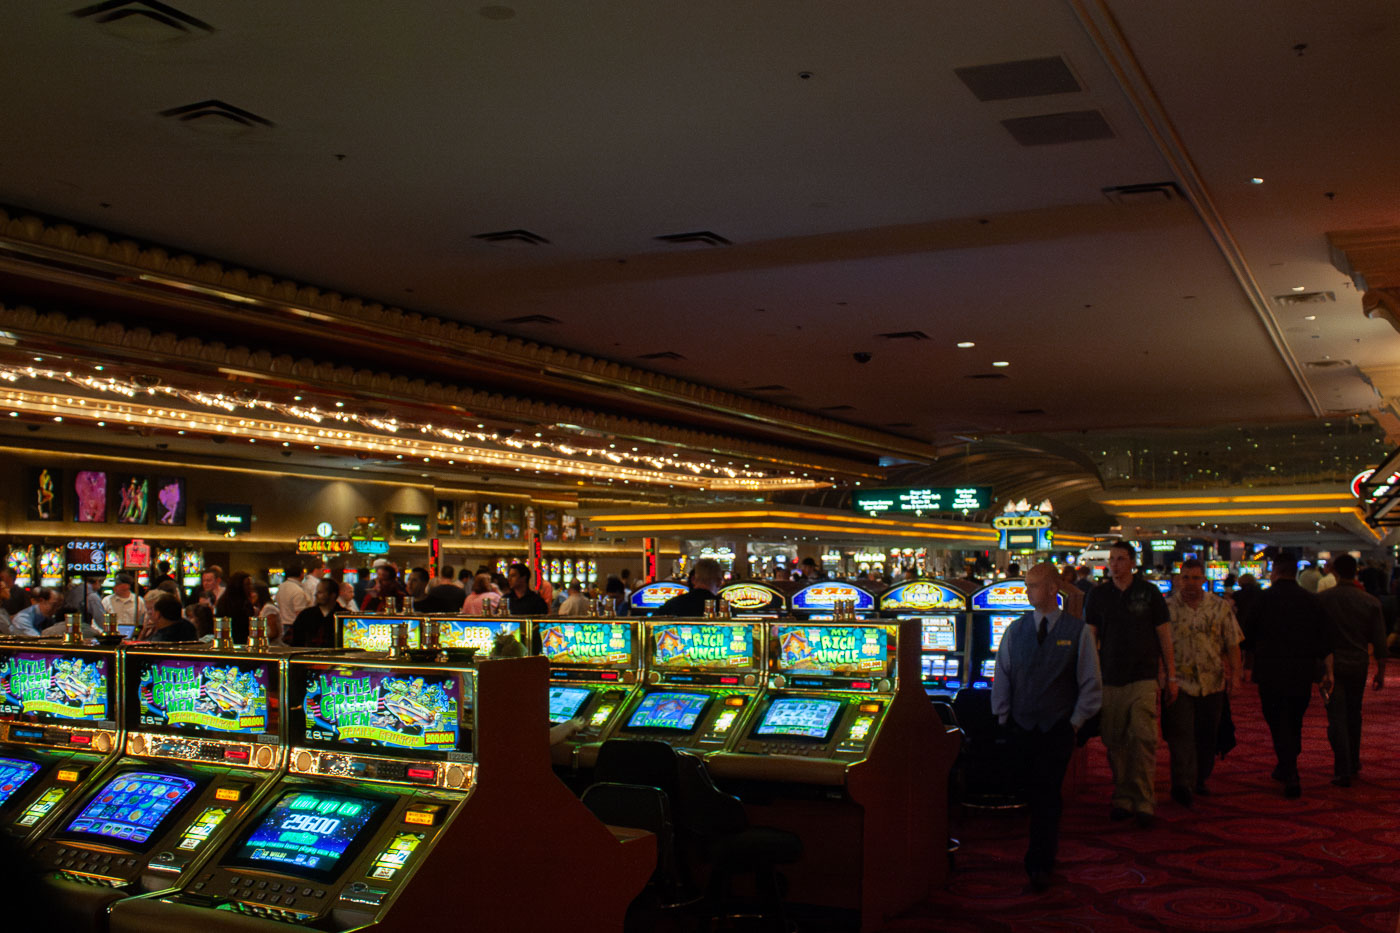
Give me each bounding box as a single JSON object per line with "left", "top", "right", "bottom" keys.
{"left": 302, "top": 666, "right": 460, "bottom": 752}
{"left": 547, "top": 686, "right": 592, "bottom": 724}
{"left": 754, "top": 698, "right": 842, "bottom": 739}
{"left": 340, "top": 616, "right": 422, "bottom": 651}
{"left": 136, "top": 658, "right": 272, "bottom": 736}
{"left": 988, "top": 615, "right": 1017, "bottom": 653}
{"left": 232, "top": 790, "right": 386, "bottom": 881}
{"left": 538, "top": 623, "right": 632, "bottom": 666}
{"left": 64, "top": 771, "right": 198, "bottom": 845}
{"left": 919, "top": 618, "right": 957, "bottom": 651}
{"left": 0, "top": 757, "right": 41, "bottom": 807}
{"left": 773, "top": 626, "right": 888, "bottom": 675}
{"left": 0, "top": 651, "right": 111, "bottom": 723}
{"left": 651, "top": 624, "right": 754, "bottom": 669}
{"left": 625, "top": 692, "right": 709, "bottom": 731}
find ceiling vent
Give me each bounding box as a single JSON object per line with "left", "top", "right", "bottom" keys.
{"left": 876, "top": 330, "right": 931, "bottom": 341}
{"left": 1001, "top": 110, "right": 1114, "bottom": 146}
{"left": 819, "top": 404, "right": 855, "bottom": 411}
{"left": 1304, "top": 359, "right": 1350, "bottom": 369}
{"left": 965, "top": 372, "right": 1009, "bottom": 380}
{"left": 746, "top": 384, "right": 787, "bottom": 392}
{"left": 1275, "top": 290, "right": 1336, "bottom": 306}
{"left": 158, "top": 100, "right": 273, "bottom": 137}
{"left": 954, "top": 56, "right": 1081, "bottom": 101}
{"left": 72, "top": 0, "right": 213, "bottom": 41}
{"left": 473, "top": 229, "right": 550, "bottom": 247}
{"left": 498, "top": 314, "right": 561, "bottom": 325}
{"left": 636, "top": 350, "right": 686, "bottom": 361}
{"left": 1102, "top": 182, "right": 1182, "bottom": 205}
{"left": 655, "top": 231, "right": 732, "bottom": 247}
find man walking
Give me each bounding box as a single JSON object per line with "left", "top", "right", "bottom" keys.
{"left": 1316, "top": 554, "right": 1385, "bottom": 786}
{"left": 1084, "top": 540, "right": 1176, "bottom": 827}
{"left": 1163, "top": 559, "right": 1244, "bottom": 805}
{"left": 992, "top": 562, "right": 1101, "bottom": 890}
{"left": 1243, "top": 558, "right": 1333, "bottom": 798}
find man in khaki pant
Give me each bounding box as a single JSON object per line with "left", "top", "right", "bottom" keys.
{"left": 1084, "top": 541, "right": 1177, "bottom": 828}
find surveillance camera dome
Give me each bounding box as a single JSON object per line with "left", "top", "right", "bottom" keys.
{"left": 853, "top": 352, "right": 872, "bottom": 364}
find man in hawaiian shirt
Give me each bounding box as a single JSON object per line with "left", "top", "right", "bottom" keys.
{"left": 1163, "top": 558, "right": 1244, "bottom": 805}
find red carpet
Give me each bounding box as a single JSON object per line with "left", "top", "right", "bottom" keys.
{"left": 886, "top": 665, "right": 1400, "bottom": 932}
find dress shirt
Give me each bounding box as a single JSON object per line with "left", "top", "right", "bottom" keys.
{"left": 992, "top": 609, "right": 1103, "bottom": 730}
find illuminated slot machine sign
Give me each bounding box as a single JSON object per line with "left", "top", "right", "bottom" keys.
{"left": 180, "top": 549, "right": 202, "bottom": 590}
{"left": 772, "top": 624, "right": 892, "bottom": 681}
{"left": 969, "top": 580, "right": 1054, "bottom": 689}
{"left": 0, "top": 649, "right": 114, "bottom": 727}
{"left": 39, "top": 546, "right": 64, "bottom": 588}
{"left": 789, "top": 582, "right": 877, "bottom": 620}
{"left": 436, "top": 618, "right": 524, "bottom": 654}
{"left": 716, "top": 581, "right": 786, "bottom": 617}
{"left": 6, "top": 545, "right": 34, "bottom": 588}
{"left": 538, "top": 622, "right": 634, "bottom": 669}
{"left": 878, "top": 580, "right": 968, "bottom": 694}
{"left": 300, "top": 664, "right": 463, "bottom": 756}
{"left": 338, "top": 616, "right": 423, "bottom": 651}
{"left": 628, "top": 582, "right": 690, "bottom": 617}
{"left": 133, "top": 656, "right": 273, "bottom": 739}
{"left": 1149, "top": 578, "right": 1173, "bottom": 596}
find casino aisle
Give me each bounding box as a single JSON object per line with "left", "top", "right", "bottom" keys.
{"left": 879, "top": 662, "right": 1400, "bottom": 933}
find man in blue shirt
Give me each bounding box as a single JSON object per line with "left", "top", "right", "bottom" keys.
{"left": 9, "top": 588, "right": 62, "bottom": 637}
{"left": 992, "top": 562, "right": 1102, "bottom": 891}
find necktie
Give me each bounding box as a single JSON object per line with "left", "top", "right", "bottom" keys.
{"left": 1037, "top": 616, "right": 1047, "bottom": 645}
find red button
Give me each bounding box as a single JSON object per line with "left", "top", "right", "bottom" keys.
{"left": 601, "top": 672, "right": 618, "bottom": 681}
{"left": 224, "top": 748, "right": 249, "bottom": 761}
{"left": 69, "top": 734, "right": 92, "bottom": 745}
{"left": 406, "top": 767, "right": 435, "bottom": 781}
{"left": 719, "top": 677, "right": 738, "bottom": 685}
{"left": 851, "top": 681, "right": 871, "bottom": 689}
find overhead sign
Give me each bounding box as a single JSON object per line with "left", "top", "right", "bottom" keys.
{"left": 391, "top": 513, "right": 428, "bottom": 542}
{"left": 1352, "top": 469, "right": 1400, "bottom": 501}
{"left": 66, "top": 540, "right": 107, "bottom": 575}
{"left": 297, "top": 536, "right": 355, "bottom": 555}
{"left": 852, "top": 486, "right": 992, "bottom": 515}
{"left": 206, "top": 503, "right": 252, "bottom": 535}
{"left": 124, "top": 539, "right": 151, "bottom": 569}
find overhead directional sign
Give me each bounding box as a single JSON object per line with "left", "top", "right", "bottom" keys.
{"left": 852, "top": 486, "right": 992, "bottom": 515}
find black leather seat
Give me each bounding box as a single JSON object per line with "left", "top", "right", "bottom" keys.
{"left": 581, "top": 781, "right": 691, "bottom": 909}
{"left": 951, "top": 687, "right": 1025, "bottom": 809}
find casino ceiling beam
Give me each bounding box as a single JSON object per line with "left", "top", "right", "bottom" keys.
{"left": 0, "top": 206, "right": 937, "bottom": 467}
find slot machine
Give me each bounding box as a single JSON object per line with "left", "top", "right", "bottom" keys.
{"left": 716, "top": 580, "right": 787, "bottom": 618}
{"left": 180, "top": 550, "right": 203, "bottom": 593}
{"left": 27, "top": 642, "right": 297, "bottom": 929}
{"left": 0, "top": 641, "right": 122, "bottom": 847}
{"left": 7, "top": 544, "right": 35, "bottom": 588}
{"left": 967, "top": 579, "right": 1049, "bottom": 689}
{"left": 707, "top": 620, "right": 958, "bottom": 925}
{"left": 40, "top": 545, "right": 64, "bottom": 589}
{"left": 433, "top": 617, "right": 525, "bottom": 656}
{"left": 788, "top": 580, "right": 878, "bottom": 620}
{"left": 339, "top": 615, "right": 424, "bottom": 651}
{"left": 1148, "top": 578, "right": 1173, "bottom": 596}
{"left": 587, "top": 559, "right": 598, "bottom": 584}
{"left": 103, "top": 551, "right": 124, "bottom": 596}
{"left": 627, "top": 580, "right": 690, "bottom": 617}
{"left": 549, "top": 558, "right": 562, "bottom": 585}
{"left": 605, "top": 620, "right": 766, "bottom": 755}
{"left": 110, "top": 655, "right": 654, "bottom": 933}
{"left": 877, "top": 579, "right": 969, "bottom": 697}
{"left": 1206, "top": 560, "right": 1230, "bottom": 594}
{"left": 538, "top": 620, "right": 642, "bottom": 769}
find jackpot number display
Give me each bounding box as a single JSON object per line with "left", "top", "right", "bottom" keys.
{"left": 235, "top": 791, "right": 384, "bottom": 878}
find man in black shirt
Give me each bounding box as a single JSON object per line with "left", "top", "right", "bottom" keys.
{"left": 655, "top": 559, "right": 724, "bottom": 616}
{"left": 1245, "top": 558, "right": 1334, "bottom": 798}
{"left": 504, "top": 563, "right": 550, "bottom": 616}
{"left": 1084, "top": 540, "right": 1177, "bottom": 827}
{"left": 147, "top": 596, "right": 196, "bottom": 642}
{"left": 292, "top": 577, "right": 341, "bottom": 647}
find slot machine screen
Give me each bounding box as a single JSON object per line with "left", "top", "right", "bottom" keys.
{"left": 754, "top": 697, "right": 842, "bottom": 740}
{"left": 547, "top": 686, "right": 592, "bottom": 724}
{"left": 916, "top": 616, "right": 957, "bottom": 651}
{"left": 988, "top": 615, "right": 1017, "bottom": 653}
{"left": 624, "top": 692, "right": 710, "bottom": 731}
{"left": 62, "top": 771, "right": 200, "bottom": 848}
{"left": 0, "top": 756, "right": 41, "bottom": 807}
{"left": 651, "top": 623, "right": 755, "bottom": 670}
{"left": 131, "top": 657, "right": 274, "bottom": 738}
{"left": 228, "top": 790, "right": 388, "bottom": 882}
{"left": 980, "top": 659, "right": 996, "bottom": 679}
{"left": 537, "top": 623, "right": 633, "bottom": 667}
{"left": 299, "top": 664, "right": 463, "bottom": 755}
{"left": 339, "top": 617, "right": 422, "bottom": 651}
{"left": 773, "top": 625, "right": 889, "bottom": 675}
{"left": 0, "top": 650, "right": 114, "bottom": 725}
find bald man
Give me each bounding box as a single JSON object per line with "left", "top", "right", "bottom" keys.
{"left": 655, "top": 558, "right": 725, "bottom": 616}
{"left": 991, "top": 562, "right": 1102, "bottom": 891}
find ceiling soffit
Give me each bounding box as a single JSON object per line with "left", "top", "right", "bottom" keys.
{"left": 0, "top": 206, "right": 933, "bottom": 466}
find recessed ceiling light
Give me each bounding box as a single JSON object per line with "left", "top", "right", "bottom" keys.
{"left": 1292, "top": 286, "right": 1307, "bottom": 292}
{"left": 992, "top": 361, "right": 1010, "bottom": 367}
{"left": 1304, "top": 314, "right": 1317, "bottom": 321}
{"left": 957, "top": 341, "right": 975, "bottom": 349}
{"left": 1250, "top": 177, "right": 1264, "bottom": 185}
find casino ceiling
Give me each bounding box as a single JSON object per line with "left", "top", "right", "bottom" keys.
{"left": 0, "top": 1, "right": 1397, "bottom": 538}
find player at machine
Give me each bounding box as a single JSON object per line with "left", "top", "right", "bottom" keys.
{"left": 23, "top": 619, "right": 304, "bottom": 930}
{"left": 603, "top": 620, "right": 766, "bottom": 755}
{"left": 540, "top": 620, "right": 643, "bottom": 769}
{"left": 108, "top": 630, "right": 654, "bottom": 933}
{"left": 0, "top": 625, "right": 123, "bottom": 850}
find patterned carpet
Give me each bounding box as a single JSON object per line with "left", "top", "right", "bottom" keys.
{"left": 885, "top": 665, "right": 1400, "bottom": 933}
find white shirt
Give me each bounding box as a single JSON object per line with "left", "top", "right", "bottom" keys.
{"left": 101, "top": 591, "right": 139, "bottom": 630}
{"left": 302, "top": 571, "right": 323, "bottom": 602}
{"left": 276, "top": 577, "right": 313, "bottom": 621}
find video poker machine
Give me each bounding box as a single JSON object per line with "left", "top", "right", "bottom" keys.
{"left": 110, "top": 655, "right": 655, "bottom": 933}
{"left": 0, "top": 641, "right": 122, "bottom": 846}
{"left": 540, "top": 620, "right": 642, "bottom": 769}
{"left": 604, "top": 620, "right": 766, "bottom": 755}
{"left": 716, "top": 580, "right": 787, "bottom": 617}
{"left": 788, "top": 581, "right": 878, "bottom": 620}
{"left": 968, "top": 579, "right": 1041, "bottom": 689}
{"left": 877, "top": 580, "right": 970, "bottom": 697}
{"left": 27, "top": 643, "right": 295, "bottom": 928}
{"left": 628, "top": 581, "right": 690, "bottom": 617}
{"left": 707, "top": 620, "right": 959, "bottom": 929}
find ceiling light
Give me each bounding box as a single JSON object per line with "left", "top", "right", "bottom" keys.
{"left": 992, "top": 361, "right": 1010, "bottom": 367}
{"left": 956, "top": 341, "right": 975, "bottom": 349}
{"left": 1292, "top": 286, "right": 1307, "bottom": 292}
{"left": 1250, "top": 177, "right": 1264, "bottom": 185}
{"left": 1304, "top": 314, "right": 1317, "bottom": 321}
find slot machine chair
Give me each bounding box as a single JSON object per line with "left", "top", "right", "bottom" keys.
{"left": 950, "top": 687, "right": 1024, "bottom": 809}
{"left": 592, "top": 739, "right": 801, "bottom": 930}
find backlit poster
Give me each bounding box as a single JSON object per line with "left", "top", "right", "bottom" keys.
{"left": 27, "top": 467, "right": 61, "bottom": 522}
{"left": 153, "top": 476, "right": 186, "bottom": 525}
{"left": 114, "top": 474, "right": 149, "bottom": 524}
{"left": 481, "top": 502, "right": 500, "bottom": 539}
{"left": 458, "top": 501, "right": 479, "bottom": 538}
{"left": 502, "top": 503, "right": 522, "bottom": 540}
{"left": 436, "top": 499, "right": 455, "bottom": 537}
{"left": 74, "top": 471, "right": 107, "bottom": 523}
